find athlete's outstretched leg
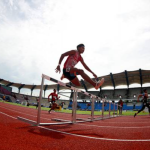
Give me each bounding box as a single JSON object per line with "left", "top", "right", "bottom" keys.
{"left": 71, "top": 77, "right": 81, "bottom": 86}
{"left": 70, "top": 68, "right": 104, "bottom": 89}
{"left": 48, "top": 108, "right": 51, "bottom": 113}
{"left": 134, "top": 105, "right": 145, "bottom": 117}
{"left": 146, "top": 104, "right": 150, "bottom": 115}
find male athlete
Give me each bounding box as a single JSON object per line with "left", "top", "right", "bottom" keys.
{"left": 55, "top": 44, "right": 104, "bottom": 89}
{"left": 48, "top": 89, "right": 59, "bottom": 113}
{"left": 134, "top": 89, "right": 150, "bottom": 117}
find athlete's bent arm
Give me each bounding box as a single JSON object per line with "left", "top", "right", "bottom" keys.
{"left": 55, "top": 50, "right": 76, "bottom": 73}
{"left": 48, "top": 94, "right": 52, "bottom": 102}
{"left": 137, "top": 93, "right": 148, "bottom": 101}
{"left": 145, "top": 93, "right": 148, "bottom": 98}
{"left": 137, "top": 94, "right": 142, "bottom": 101}
{"left": 80, "top": 58, "right": 97, "bottom": 79}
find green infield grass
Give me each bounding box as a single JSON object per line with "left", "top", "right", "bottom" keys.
{"left": 0, "top": 100, "right": 149, "bottom": 116}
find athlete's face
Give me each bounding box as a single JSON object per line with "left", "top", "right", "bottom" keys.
{"left": 78, "top": 46, "right": 85, "bottom": 54}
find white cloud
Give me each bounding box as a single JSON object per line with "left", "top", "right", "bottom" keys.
{"left": 0, "top": 0, "right": 150, "bottom": 97}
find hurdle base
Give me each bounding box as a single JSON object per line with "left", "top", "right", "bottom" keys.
{"left": 51, "top": 118, "right": 70, "bottom": 122}
{"left": 38, "top": 122, "right": 73, "bottom": 126}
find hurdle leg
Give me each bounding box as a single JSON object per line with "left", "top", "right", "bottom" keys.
{"left": 72, "top": 90, "right": 75, "bottom": 123}
{"left": 109, "top": 102, "right": 111, "bottom": 118}
{"left": 37, "top": 74, "right": 44, "bottom": 126}
{"left": 117, "top": 104, "right": 118, "bottom": 116}
{"left": 113, "top": 103, "right": 115, "bottom": 117}
{"left": 74, "top": 90, "right": 78, "bottom": 122}
{"left": 91, "top": 96, "right": 95, "bottom": 121}
{"left": 102, "top": 100, "right": 104, "bottom": 119}
{"left": 72, "top": 90, "right": 77, "bottom": 124}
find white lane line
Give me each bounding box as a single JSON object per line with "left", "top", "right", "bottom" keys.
{"left": 0, "top": 105, "right": 71, "bottom": 121}
{"left": 1, "top": 110, "right": 150, "bottom": 141}
{"left": 0, "top": 105, "right": 52, "bottom": 121}
{"left": 1, "top": 105, "right": 149, "bottom": 124}
{"left": 79, "top": 123, "right": 150, "bottom": 129}
{"left": 1, "top": 104, "right": 150, "bottom": 123}
{"left": 96, "top": 121, "right": 150, "bottom": 124}
{"left": 39, "top": 126, "right": 150, "bottom": 142}
{"left": 0, "top": 105, "right": 37, "bottom": 117}
{"left": 0, "top": 111, "right": 17, "bottom": 119}
{"left": 1, "top": 105, "right": 150, "bottom": 128}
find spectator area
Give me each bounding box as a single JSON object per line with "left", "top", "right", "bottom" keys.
{"left": 68, "top": 101, "right": 143, "bottom": 111}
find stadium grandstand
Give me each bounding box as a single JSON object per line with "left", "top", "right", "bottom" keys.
{"left": 0, "top": 69, "right": 150, "bottom": 111}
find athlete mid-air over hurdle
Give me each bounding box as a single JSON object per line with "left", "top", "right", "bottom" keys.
{"left": 55, "top": 43, "right": 104, "bottom": 89}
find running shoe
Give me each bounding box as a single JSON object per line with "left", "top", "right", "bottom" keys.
{"left": 95, "top": 78, "right": 104, "bottom": 90}
{"left": 134, "top": 113, "right": 136, "bottom": 117}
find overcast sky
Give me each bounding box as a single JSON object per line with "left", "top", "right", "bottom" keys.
{"left": 0, "top": 0, "right": 150, "bottom": 96}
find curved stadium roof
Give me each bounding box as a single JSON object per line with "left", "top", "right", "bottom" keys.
{"left": 0, "top": 69, "right": 150, "bottom": 93}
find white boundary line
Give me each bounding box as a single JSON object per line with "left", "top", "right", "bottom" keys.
{"left": 79, "top": 123, "right": 150, "bottom": 129}
{"left": 0, "top": 105, "right": 51, "bottom": 121}
{"left": 0, "top": 105, "right": 150, "bottom": 126}
{"left": 1, "top": 109, "right": 150, "bottom": 142}
{"left": 0, "top": 105, "right": 70, "bottom": 122}
{"left": 38, "top": 126, "right": 150, "bottom": 142}
{"left": 0, "top": 111, "right": 17, "bottom": 119}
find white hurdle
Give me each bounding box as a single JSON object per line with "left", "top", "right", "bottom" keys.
{"left": 18, "top": 74, "right": 121, "bottom": 126}
{"left": 37, "top": 74, "right": 102, "bottom": 125}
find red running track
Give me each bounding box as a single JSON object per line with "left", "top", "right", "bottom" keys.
{"left": 0, "top": 102, "right": 150, "bottom": 150}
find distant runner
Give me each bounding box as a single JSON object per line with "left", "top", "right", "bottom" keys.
{"left": 48, "top": 89, "right": 59, "bottom": 113}
{"left": 134, "top": 89, "right": 150, "bottom": 117}
{"left": 55, "top": 44, "right": 104, "bottom": 89}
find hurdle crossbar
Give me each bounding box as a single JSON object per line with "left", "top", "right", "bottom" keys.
{"left": 42, "top": 74, "right": 122, "bottom": 125}
{"left": 17, "top": 74, "right": 121, "bottom": 126}
{"left": 43, "top": 74, "right": 104, "bottom": 99}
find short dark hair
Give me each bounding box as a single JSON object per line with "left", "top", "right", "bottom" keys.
{"left": 143, "top": 89, "right": 147, "bottom": 92}
{"left": 77, "top": 44, "right": 84, "bottom": 49}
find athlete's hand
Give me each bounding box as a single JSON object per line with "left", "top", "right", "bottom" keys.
{"left": 57, "top": 96, "right": 60, "bottom": 100}
{"left": 55, "top": 65, "right": 61, "bottom": 73}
